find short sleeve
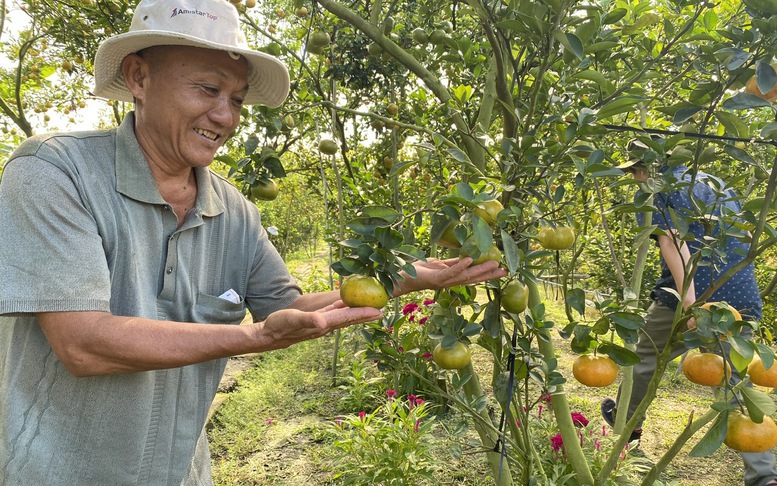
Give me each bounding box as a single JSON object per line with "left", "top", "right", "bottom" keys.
{"left": 244, "top": 224, "right": 301, "bottom": 321}
{"left": 0, "top": 156, "right": 111, "bottom": 314}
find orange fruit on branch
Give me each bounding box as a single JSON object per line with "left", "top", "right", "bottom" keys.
{"left": 700, "top": 302, "right": 742, "bottom": 321}
{"left": 435, "top": 221, "right": 462, "bottom": 249}
{"left": 432, "top": 342, "right": 471, "bottom": 369}
{"left": 472, "top": 199, "right": 503, "bottom": 227}
{"left": 744, "top": 65, "right": 777, "bottom": 102}
{"left": 501, "top": 280, "right": 529, "bottom": 314}
{"left": 682, "top": 352, "right": 731, "bottom": 386}
{"left": 572, "top": 354, "right": 618, "bottom": 387}
{"left": 725, "top": 412, "right": 777, "bottom": 453}
{"left": 748, "top": 355, "right": 777, "bottom": 388}
{"left": 537, "top": 225, "right": 575, "bottom": 250}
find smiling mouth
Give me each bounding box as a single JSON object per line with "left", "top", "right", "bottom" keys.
{"left": 194, "top": 128, "right": 219, "bottom": 141}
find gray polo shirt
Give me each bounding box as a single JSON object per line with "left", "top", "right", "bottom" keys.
{"left": 0, "top": 113, "right": 301, "bottom": 485}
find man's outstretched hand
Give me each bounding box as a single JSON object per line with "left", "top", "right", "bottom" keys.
{"left": 253, "top": 303, "right": 383, "bottom": 351}
{"left": 397, "top": 257, "right": 508, "bottom": 296}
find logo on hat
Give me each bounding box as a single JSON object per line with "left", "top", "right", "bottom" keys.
{"left": 171, "top": 7, "right": 218, "bottom": 20}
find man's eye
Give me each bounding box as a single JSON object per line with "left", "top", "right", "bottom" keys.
{"left": 201, "top": 85, "right": 219, "bottom": 94}
{"left": 232, "top": 98, "right": 245, "bottom": 108}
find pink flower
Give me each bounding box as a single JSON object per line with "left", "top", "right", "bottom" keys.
{"left": 551, "top": 434, "right": 564, "bottom": 452}
{"left": 397, "top": 346, "right": 404, "bottom": 352}
{"left": 422, "top": 352, "right": 432, "bottom": 360}
{"left": 419, "top": 317, "right": 428, "bottom": 325}
{"left": 386, "top": 389, "right": 397, "bottom": 400}
{"left": 408, "top": 314, "right": 416, "bottom": 322}
{"left": 571, "top": 412, "right": 589, "bottom": 427}
{"left": 407, "top": 394, "right": 417, "bottom": 408}
{"left": 540, "top": 392, "right": 552, "bottom": 403}
{"left": 538, "top": 405, "right": 544, "bottom": 418}
{"left": 359, "top": 411, "right": 366, "bottom": 421}
{"left": 415, "top": 398, "right": 424, "bottom": 406}
{"left": 423, "top": 299, "right": 435, "bottom": 306}
{"left": 414, "top": 418, "right": 421, "bottom": 432}
{"left": 402, "top": 303, "right": 419, "bottom": 315}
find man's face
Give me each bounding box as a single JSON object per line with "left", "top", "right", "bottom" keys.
{"left": 131, "top": 45, "right": 249, "bottom": 169}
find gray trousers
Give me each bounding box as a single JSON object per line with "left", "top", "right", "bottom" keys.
{"left": 616, "top": 301, "right": 777, "bottom": 486}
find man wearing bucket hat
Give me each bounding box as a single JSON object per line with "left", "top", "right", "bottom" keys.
{"left": 602, "top": 138, "right": 777, "bottom": 486}
{"left": 0, "top": 0, "right": 507, "bottom": 483}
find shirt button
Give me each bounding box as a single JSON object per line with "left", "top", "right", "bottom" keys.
{"left": 166, "top": 266, "right": 174, "bottom": 274}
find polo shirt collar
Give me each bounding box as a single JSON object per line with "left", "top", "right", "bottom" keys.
{"left": 115, "top": 112, "right": 225, "bottom": 218}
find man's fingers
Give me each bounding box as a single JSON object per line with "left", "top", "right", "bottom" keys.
{"left": 324, "top": 306, "right": 383, "bottom": 328}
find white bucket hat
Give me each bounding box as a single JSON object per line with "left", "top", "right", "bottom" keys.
{"left": 93, "top": 0, "right": 290, "bottom": 107}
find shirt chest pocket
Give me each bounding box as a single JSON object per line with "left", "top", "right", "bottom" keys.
{"left": 193, "top": 292, "right": 247, "bottom": 324}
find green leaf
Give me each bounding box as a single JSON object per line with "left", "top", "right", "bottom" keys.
{"left": 632, "top": 224, "right": 658, "bottom": 252}
{"left": 714, "top": 111, "right": 750, "bottom": 138}
{"left": 597, "top": 342, "right": 640, "bottom": 366}
{"left": 483, "top": 300, "right": 502, "bottom": 338}
{"left": 674, "top": 105, "right": 704, "bottom": 124}
{"left": 596, "top": 96, "right": 644, "bottom": 119}
{"left": 608, "top": 311, "right": 645, "bottom": 330}
{"left": 584, "top": 41, "right": 620, "bottom": 54}
{"left": 447, "top": 148, "right": 475, "bottom": 168}
{"left": 570, "top": 69, "right": 615, "bottom": 94}
{"left": 244, "top": 135, "right": 259, "bottom": 155}
{"left": 374, "top": 226, "right": 403, "bottom": 250}
{"left": 729, "top": 345, "right": 750, "bottom": 375}
{"left": 722, "top": 93, "right": 772, "bottom": 110}
{"left": 566, "top": 288, "right": 586, "bottom": 316}
{"left": 552, "top": 30, "right": 584, "bottom": 60}
{"left": 728, "top": 335, "right": 754, "bottom": 364}
{"left": 602, "top": 8, "right": 627, "bottom": 24}
{"left": 689, "top": 410, "right": 727, "bottom": 457}
{"left": 462, "top": 322, "right": 482, "bottom": 337}
{"left": 743, "top": 387, "right": 777, "bottom": 420}
{"left": 359, "top": 206, "right": 401, "bottom": 223}
{"left": 760, "top": 122, "right": 777, "bottom": 140}
{"left": 500, "top": 229, "right": 522, "bottom": 275}
{"left": 347, "top": 217, "right": 393, "bottom": 237}
{"left": 756, "top": 60, "right": 777, "bottom": 95}
{"left": 756, "top": 343, "right": 775, "bottom": 370}
{"left": 723, "top": 145, "right": 756, "bottom": 165}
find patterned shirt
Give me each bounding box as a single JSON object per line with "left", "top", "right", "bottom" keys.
{"left": 636, "top": 164, "right": 762, "bottom": 319}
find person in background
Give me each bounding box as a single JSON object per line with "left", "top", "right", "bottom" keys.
{"left": 0, "top": 0, "right": 507, "bottom": 483}
{"left": 601, "top": 139, "right": 777, "bottom": 486}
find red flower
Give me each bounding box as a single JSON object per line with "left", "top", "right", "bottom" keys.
{"left": 386, "top": 389, "right": 397, "bottom": 400}
{"left": 423, "top": 299, "right": 435, "bottom": 306}
{"left": 419, "top": 317, "right": 428, "bottom": 325}
{"left": 551, "top": 434, "right": 564, "bottom": 452}
{"left": 402, "top": 302, "right": 419, "bottom": 315}
{"left": 571, "top": 412, "right": 589, "bottom": 427}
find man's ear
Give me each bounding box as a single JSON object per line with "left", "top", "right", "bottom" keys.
{"left": 121, "top": 53, "right": 150, "bottom": 102}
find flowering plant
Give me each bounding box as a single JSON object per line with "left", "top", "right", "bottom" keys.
{"left": 356, "top": 298, "right": 439, "bottom": 397}
{"left": 524, "top": 404, "right": 651, "bottom": 485}
{"left": 329, "top": 391, "right": 440, "bottom": 485}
